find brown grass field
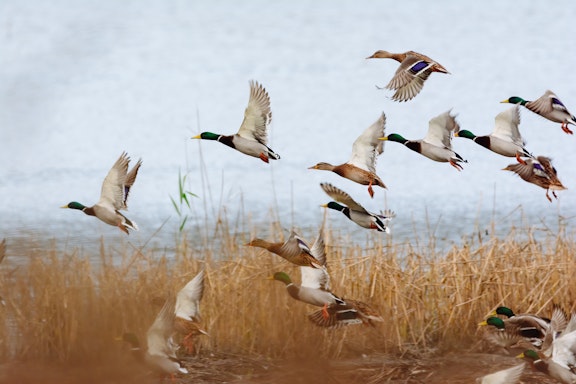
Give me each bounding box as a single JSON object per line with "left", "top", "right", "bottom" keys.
{"left": 0, "top": 218, "right": 572, "bottom": 383}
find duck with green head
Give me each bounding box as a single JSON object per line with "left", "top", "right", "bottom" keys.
{"left": 61, "top": 152, "right": 141, "bottom": 234}
{"left": 320, "top": 182, "right": 395, "bottom": 233}
{"left": 271, "top": 228, "right": 383, "bottom": 328}
{"left": 502, "top": 90, "right": 576, "bottom": 134}
{"left": 309, "top": 112, "right": 387, "bottom": 198}
{"left": 454, "top": 106, "right": 533, "bottom": 163}
{"left": 120, "top": 298, "right": 188, "bottom": 378}
{"left": 479, "top": 315, "right": 548, "bottom": 348}
{"left": 380, "top": 110, "right": 467, "bottom": 170}
{"left": 192, "top": 80, "right": 280, "bottom": 163}
{"left": 518, "top": 349, "right": 576, "bottom": 384}
{"left": 366, "top": 50, "right": 449, "bottom": 102}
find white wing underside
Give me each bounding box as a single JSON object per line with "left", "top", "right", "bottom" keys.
{"left": 147, "top": 297, "right": 177, "bottom": 358}
{"left": 492, "top": 106, "right": 525, "bottom": 146}
{"left": 98, "top": 152, "right": 130, "bottom": 210}
{"left": 175, "top": 270, "right": 205, "bottom": 320}
{"left": 347, "top": 112, "right": 386, "bottom": 173}
{"left": 237, "top": 80, "right": 272, "bottom": 145}
{"left": 300, "top": 228, "right": 330, "bottom": 291}
{"left": 424, "top": 110, "right": 458, "bottom": 149}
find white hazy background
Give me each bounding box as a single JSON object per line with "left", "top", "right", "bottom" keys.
{"left": 1, "top": 0, "right": 575, "bottom": 254}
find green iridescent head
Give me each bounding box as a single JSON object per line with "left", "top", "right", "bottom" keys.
{"left": 382, "top": 133, "right": 407, "bottom": 143}
{"left": 192, "top": 132, "right": 220, "bottom": 140}
{"left": 272, "top": 272, "right": 293, "bottom": 285}
{"left": 495, "top": 306, "right": 515, "bottom": 318}
{"left": 455, "top": 129, "right": 476, "bottom": 140}
{"left": 501, "top": 96, "right": 527, "bottom": 105}
{"left": 61, "top": 202, "right": 86, "bottom": 210}
{"left": 483, "top": 317, "right": 505, "bottom": 329}
{"left": 519, "top": 349, "right": 540, "bottom": 361}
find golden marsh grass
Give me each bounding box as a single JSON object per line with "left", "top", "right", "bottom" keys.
{"left": 0, "top": 218, "right": 574, "bottom": 382}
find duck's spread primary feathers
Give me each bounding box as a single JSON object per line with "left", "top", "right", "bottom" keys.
{"left": 503, "top": 156, "right": 566, "bottom": 202}
{"left": 61, "top": 152, "right": 142, "bottom": 234}
{"left": 380, "top": 110, "right": 467, "bottom": 170}
{"left": 476, "top": 364, "right": 525, "bottom": 384}
{"left": 454, "top": 106, "right": 533, "bottom": 161}
{"left": 247, "top": 231, "right": 322, "bottom": 268}
{"left": 271, "top": 228, "right": 383, "bottom": 328}
{"left": 502, "top": 90, "right": 576, "bottom": 135}
{"left": 309, "top": 112, "right": 387, "bottom": 198}
{"left": 518, "top": 311, "right": 576, "bottom": 384}
{"left": 366, "top": 50, "right": 449, "bottom": 102}
{"left": 174, "top": 269, "right": 208, "bottom": 354}
{"left": 121, "top": 298, "right": 188, "bottom": 378}
{"left": 192, "top": 80, "right": 280, "bottom": 162}
{"left": 320, "top": 182, "right": 395, "bottom": 233}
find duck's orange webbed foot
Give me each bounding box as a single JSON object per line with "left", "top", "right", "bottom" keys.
{"left": 322, "top": 303, "right": 329, "bottom": 320}
{"left": 259, "top": 153, "right": 269, "bottom": 163}
{"left": 449, "top": 160, "right": 463, "bottom": 171}
{"left": 561, "top": 123, "right": 574, "bottom": 135}
{"left": 367, "top": 181, "right": 374, "bottom": 198}
{"left": 515, "top": 153, "right": 527, "bottom": 165}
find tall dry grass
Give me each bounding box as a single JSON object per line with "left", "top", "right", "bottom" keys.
{"left": 0, "top": 219, "right": 575, "bottom": 367}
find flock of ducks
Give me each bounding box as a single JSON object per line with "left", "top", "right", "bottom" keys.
{"left": 477, "top": 306, "right": 576, "bottom": 384}
{"left": 57, "top": 49, "right": 576, "bottom": 382}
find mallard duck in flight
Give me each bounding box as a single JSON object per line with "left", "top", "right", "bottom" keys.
{"left": 120, "top": 298, "right": 188, "bottom": 379}
{"left": 320, "top": 182, "right": 395, "bottom": 233}
{"left": 454, "top": 106, "right": 533, "bottom": 163}
{"left": 61, "top": 152, "right": 142, "bottom": 234}
{"left": 309, "top": 112, "right": 387, "bottom": 198}
{"left": 503, "top": 156, "right": 566, "bottom": 202}
{"left": 174, "top": 269, "right": 208, "bottom": 354}
{"left": 192, "top": 80, "right": 280, "bottom": 162}
{"left": 366, "top": 50, "right": 449, "bottom": 102}
{"left": 380, "top": 110, "right": 467, "bottom": 170}
{"left": 502, "top": 90, "right": 576, "bottom": 134}
{"left": 247, "top": 231, "right": 322, "bottom": 268}
{"left": 271, "top": 228, "right": 383, "bottom": 328}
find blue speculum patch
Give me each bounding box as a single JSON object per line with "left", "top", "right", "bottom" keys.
{"left": 552, "top": 97, "right": 565, "bottom": 107}
{"left": 410, "top": 61, "right": 429, "bottom": 73}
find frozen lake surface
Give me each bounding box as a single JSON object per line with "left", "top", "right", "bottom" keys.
{"left": 1, "top": 0, "right": 576, "bottom": 256}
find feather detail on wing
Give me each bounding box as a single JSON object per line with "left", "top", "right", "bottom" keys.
{"left": 320, "top": 182, "right": 368, "bottom": 213}
{"left": 347, "top": 112, "right": 386, "bottom": 173}
{"left": 175, "top": 270, "right": 204, "bottom": 321}
{"left": 300, "top": 228, "right": 330, "bottom": 291}
{"left": 98, "top": 152, "right": 130, "bottom": 210}
{"left": 237, "top": 80, "right": 272, "bottom": 144}
{"left": 493, "top": 106, "right": 525, "bottom": 146}
{"left": 526, "top": 90, "right": 557, "bottom": 115}
{"left": 147, "top": 296, "right": 177, "bottom": 358}
{"left": 424, "top": 110, "right": 458, "bottom": 148}
{"left": 123, "top": 158, "right": 142, "bottom": 209}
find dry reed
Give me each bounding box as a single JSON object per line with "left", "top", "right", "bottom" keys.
{"left": 0, "top": 218, "right": 575, "bottom": 370}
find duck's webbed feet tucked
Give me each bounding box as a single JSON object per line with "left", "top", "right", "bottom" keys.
{"left": 449, "top": 160, "right": 463, "bottom": 171}
{"left": 561, "top": 123, "right": 574, "bottom": 135}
